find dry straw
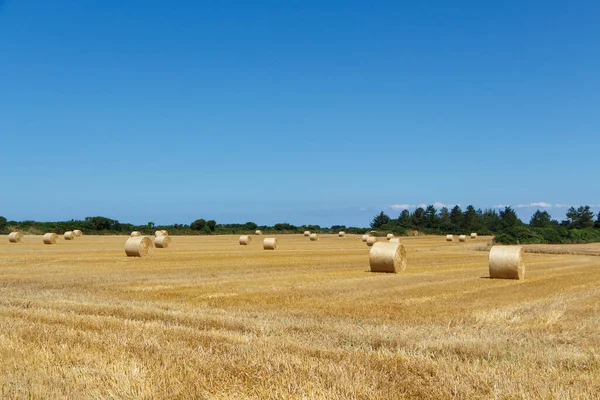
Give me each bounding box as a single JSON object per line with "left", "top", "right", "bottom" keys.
{"left": 386, "top": 233, "right": 395, "bottom": 240}
{"left": 389, "top": 238, "right": 401, "bottom": 244}
{"left": 125, "top": 236, "right": 154, "bottom": 257}
{"left": 446, "top": 235, "right": 453, "bottom": 242}
{"left": 263, "top": 238, "right": 277, "bottom": 250}
{"left": 154, "top": 236, "right": 171, "bottom": 248}
{"left": 64, "top": 231, "right": 76, "bottom": 240}
{"left": 8, "top": 232, "right": 23, "bottom": 243}
{"left": 459, "top": 235, "right": 467, "bottom": 242}
{"left": 239, "top": 235, "right": 252, "bottom": 245}
{"left": 471, "top": 232, "right": 477, "bottom": 239}
{"left": 155, "top": 230, "right": 165, "bottom": 237}
{"left": 131, "top": 231, "right": 142, "bottom": 237}
{"left": 489, "top": 245, "right": 525, "bottom": 280}
{"left": 366, "top": 236, "right": 377, "bottom": 247}
{"left": 369, "top": 242, "right": 407, "bottom": 273}
{"left": 43, "top": 233, "right": 58, "bottom": 245}
{"left": 73, "top": 230, "right": 83, "bottom": 237}
{"left": 310, "top": 233, "right": 319, "bottom": 241}
{"left": 362, "top": 234, "right": 369, "bottom": 242}
{"left": 255, "top": 230, "right": 263, "bottom": 235}
{"left": 338, "top": 231, "right": 346, "bottom": 237}
{"left": 304, "top": 231, "right": 311, "bottom": 237}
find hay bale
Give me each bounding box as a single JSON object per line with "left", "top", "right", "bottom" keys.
{"left": 489, "top": 245, "right": 525, "bottom": 279}
{"left": 154, "top": 235, "right": 171, "bottom": 248}
{"left": 389, "top": 238, "right": 402, "bottom": 244}
{"left": 43, "top": 233, "right": 58, "bottom": 244}
{"left": 471, "top": 232, "right": 477, "bottom": 239}
{"left": 125, "top": 236, "right": 154, "bottom": 257}
{"left": 64, "top": 231, "right": 76, "bottom": 240}
{"left": 263, "top": 238, "right": 277, "bottom": 250}
{"left": 366, "top": 236, "right": 377, "bottom": 247}
{"left": 8, "top": 232, "right": 23, "bottom": 243}
{"left": 459, "top": 235, "right": 467, "bottom": 242}
{"left": 338, "top": 231, "right": 346, "bottom": 237}
{"left": 310, "top": 233, "right": 319, "bottom": 241}
{"left": 255, "top": 230, "right": 263, "bottom": 235}
{"left": 131, "top": 231, "right": 142, "bottom": 237}
{"left": 369, "top": 242, "right": 407, "bottom": 273}
{"left": 161, "top": 230, "right": 169, "bottom": 236}
{"left": 303, "top": 231, "right": 311, "bottom": 237}
{"left": 239, "top": 235, "right": 252, "bottom": 245}
{"left": 73, "top": 230, "right": 83, "bottom": 237}
{"left": 155, "top": 230, "right": 165, "bottom": 237}
{"left": 362, "top": 234, "right": 369, "bottom": 242}
{"left": 446, "top": 235, "right": 453, "bottom": 242}
{"left": 387, "top": 233, "right": 395, "bottom": 240}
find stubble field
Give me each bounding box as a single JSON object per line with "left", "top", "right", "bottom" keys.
{"left": 0, "top": 234, "right": 598, "bottom": 399}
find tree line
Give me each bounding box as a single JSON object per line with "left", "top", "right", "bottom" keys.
{"left": 370, "top": 205, "right": 600, "bottom": 244}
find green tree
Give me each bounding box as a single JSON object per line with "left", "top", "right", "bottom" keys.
{"left": 0, "top": 216, "right": 7, "bottom": 232}
{"left": 530, "top": 210, "right": 552, "bottom": 228}
{"left": 566, "top": 206, "right": 595, "bottom": 229}
{"left": 424, "top": 205, "right": 438, "bottom": 228}
{"left": 499, "top": 207, "right": 520, "bottom": 229}
{"left": 207, "top": 220, "right": 217, "bottom": 231}
{"left": 439, "top": 207, "right": 450, "bottom": 225}
{"left": 596, "top": 213, "right": 600, "bottom": 229}
{"left": 371, "top": 211, "right": 391, "bottom": 229}
{"left": 411, "top": 207, "right": 425, "bottom": 227}
{"left": 449, "top": 206, "right": 463, "bottom": 230}
{"left": 397, "top": 210, "right": 411, "bottom": 228}
{"left": 463, "top": 205, "right": 476, "bottom": 230}
{"left": 190, "top": 219, "right": 207, "bottom": 231}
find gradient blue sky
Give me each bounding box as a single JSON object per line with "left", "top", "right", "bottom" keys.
{"left": 1, "top": 0, "right": 598, "bottom": 227}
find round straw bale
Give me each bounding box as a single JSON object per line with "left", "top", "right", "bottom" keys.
{"left": 73, "top": 230, "right": 83, "bottom": 237}
{"left": 8, "top": 232, "right": 23, "bottom": 243}
{"left": 446, "top": 235, "right": 453, "bottom": 242}
{"left": 489, "top": 245, "right": 524, "bottom": 280}
{"left": 125, "top": 236, "right": 154, "bottom": 257}
{"left": 239, "top": 235, "right": 252, "bottom": 245}
{"left": 389, "top": 237, "right": 402, "bottom": 244}
{"left": 369, "top": 242, "right": 407, "bottom": 273}
{"left": 64, "top": 231, "right": 76, "bottom": 240}
{"left": 387, "top": 233, "right": 395, "bottom": 240}
{"left": 263, "top": 238, "right": 277, "bottom": 250}
{"left": 255, "top": 230, "right": 263, "bottom": 235}
{"left": 303, "top": 231, "right": 311, "bottom": 237}
{"left": 459, "top": 235, "right": 467, "bottom": 242}
{"left": 161, "top": 230, "right": 168, "bottom": 236}
{"left": 362, "top": 234, "right": 369, "bottom": 242}
{"left": 310, "top": 233, "right": 319, "bottom": 241}
{"left": 154, "top": 235, "right": 171, "bottom": 248}
{"left": 338, "top": 231, "right": 346, "bottom": 237}
{"left": 366, "top": 236, "right": 377, "bottom": 247}
{"left": 131, "top": 231, "right": 142, "bottom": 237}
{"left": 43, "top": 233, "right": 58, "bottom": 244}
{"left": 155, "top": 230, "right": 165, "bottom": 237}
{"left": 471, "top": 232, "right": 477, "bottom": 239}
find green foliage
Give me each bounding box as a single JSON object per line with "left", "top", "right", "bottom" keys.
{"left": 0, "top": 216, "right": 7, "bottom": 233}
{"left": 566, "top": 206, "right": 595, "bottom": 229}
{"left": 190, "top": 219, "right": 206, "bottom": 231}
{"left": 370, "top": 212, "right": 391, "bottom": 229}
{"left": 207, "top": 220, "right": 216, "bottom": 231}
{"left": 529, "top": 210, "right": 552, "bottom": 228}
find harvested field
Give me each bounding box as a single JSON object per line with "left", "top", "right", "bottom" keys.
{"left": 523, "top": 242, "right": 600, "bottom": 256}
{"left": 0, "top": 234, "right": 598, "bottom": 398}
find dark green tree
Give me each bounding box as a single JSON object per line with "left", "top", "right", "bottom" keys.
{"left": 190, "top": 219, "right": 207, "bottom": 231}
{"left": 449, "top": 206, "right": 463, "bottom": 230}
{"left": 424, "top": 205, "right": 438, "bottom": 228}
{"left": 207, "top": 220, "right": 217, "bottom": 231}
{"left": 371, "top": 211, "right": 391, "bottom": 229}
{"left": 397, "top": 210, "right": 411, "bottom": 228}
{"left": 463, "top": 205, "right": 477, "bottom": 230}
{"left": 411, "top": 207, "right": 425, "bottom": 227}
{"left": 499, "top": 207, "right": 520, "bottom": 229}
{"left": 439, "top": 207, "right": 450, "bottom": 225}
{"left": 0, "top": 216, "right": 7, "bottom": 232}
{"left": 529, "top": 210, "right": 552, "bottom": 228}
{"left": 566, "top": 206, "right": 595, "bottom": 229}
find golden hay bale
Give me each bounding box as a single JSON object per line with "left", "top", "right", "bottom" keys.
{"left": 125, "top": 236, "right": 154, "bottom": 257}
{"left": 362, "top": 234, "right": 369, "bottom": 242}
{"left": 64, "top": 231, "right": 76, "bottom": 240}
{"left": 155, "top": 230, "right": 165, "bottom": 237}
{"left": 489, "top": 245, "right": 525, "bottom": 280}
{"left": 161, "top": 230, "right": 168, "bottom": 236}
{"left": 8, "top": 232, "right": 23, "bottom": 243}
{"left": 369, "top": 242, "right": 407, "bottom": 273}
{"left": 366, "top": 236, "right": 377, "bottom": 247}
{"left": 263, "top": 238, "right": 277, "bottom": 250}
{"left": 310, "top": 233, "right": 319, "bottom": 241}
{"left": 131, "top": 231, "right": 142, "bottom": 237}
{"left": 255, "top": 230, "right": 263, "bottom": 235}
{"left": 239, "top": 235, "right": 252, "bottom": 245}
{"left": 338, "top": 231, "right": 346, "bottom": 237}
{"left": 459, "top": 235, "right": 467, "bottom": 242}
{"left": 43, "top": 233, "right": 58, "bottom": 244}
{"left": 446, "top": 235, "right": 453, "bottom": 242}
{"left": 154, "top": 235, "right": 171, "bottom": 248}
{"left": 471, "top": 232, "right": 477, "bottom": 239}
{"left": 303, "top": 231, "right": 311, "bottom": 237}
{"left": 73, "top": 230, "right": 83, "bottom": 237}
{"left": 386, "top": 233, "right": 395, "bottom": 240}
{"left": 389, "top": 238, "right": 401, "bottom": 244}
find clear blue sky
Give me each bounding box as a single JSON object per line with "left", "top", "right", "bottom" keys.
{"left": 1, "top": 0, "right": 598, "bottom": 227}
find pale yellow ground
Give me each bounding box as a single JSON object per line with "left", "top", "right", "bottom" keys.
{"left": 0, "top": 234, "right": 598, "bottom": 399}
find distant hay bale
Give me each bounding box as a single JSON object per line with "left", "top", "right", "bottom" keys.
{"left": 8, "top": 232, "right": 23, "bottom": 243}
{"left": 43, "top": 233, "right": 58, "bottom": 245}
{"left": 386, "top": 233, "right": 395, "bottom": 240}
{"left": 125, "top": 236, "right": 154, "bottom": 257}
{"left": 155, "top": 230, "right": 165, "bottom": 237}
{"left": 369, "top": 242, "right": 406, "bottom": 273}
{"left": 64, "top": 231, "right": 76, "bottom": 240}
{"left": 73, "top": 230, "right": 82, "bottom": 237}
{"left": 362, "top": 234, "right": 369, "bottom": 242}
{"left": 471, "top": 232, "right": 477, "bottom": 239}
{"left": 446, "top": 235, "right": 453, "bottom": 242}
{"left": 459, "top": 235, "right": 467, "bottom": 242}
{"left": 489, "top": 245, "right": 525, "bottom": 280}
{"left": 131, "top": 231, "right": 142, "bottom": 237}
{"left": 255, "top": 230, "right": 263, "bottom": 235}
{"left": 263, "top": 238, "right": 277, "bottom": 250}
{"left": 338, "top": 231, "right": 346, "bottom": 237}
{"left": 310, "top": 233, "right": 319, "bottom": 241}
{"left": 366, "top": 236, "right": 377, "bottom": 247}
{"left": 154, "top": 235, "right": 171, "bottom": 248}
{"left": 239, "top": 235, "right": 252, "bottom": 245}
{"left": 304, "top": 231, "right": 311, "bottom": 237}
{"left": 389, "top": 238, "right": 401, "bottom": 244}
{"left": 161, "top": 230, "right": 169, "bottom": 236}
